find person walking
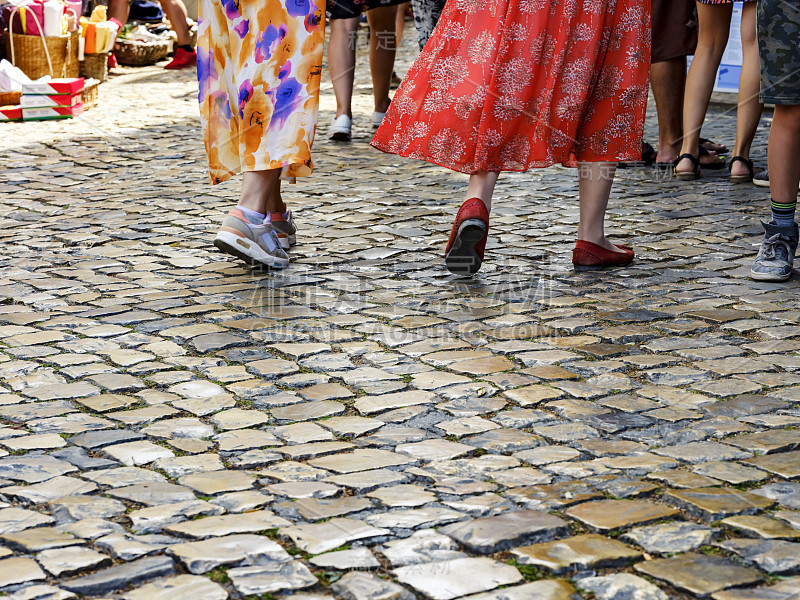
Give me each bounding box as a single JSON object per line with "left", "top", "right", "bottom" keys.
{"left": 109, "top": 0, "right": 197, "bottom": 69}
{"left": 410, "top": 0, "right": 445, "bottom": 50}
{"left": 327, "top": 0, "right": 406, "bottom": 141}
{"left": 673, "top": 0, "right": 762, "bottom": 182}
{"left": 750, "top": 1, "right": 800, "bottom": 281}
{"left": 197, "top": 0, "right": 325, "bottom": 268}
{"left": 372, "top": 0, "right": 650, "bottom": 275}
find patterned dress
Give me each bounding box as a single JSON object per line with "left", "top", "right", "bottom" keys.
{"left": 372, "top": 0, "right": 651, "bottom": 174}
{"left": 197, "top": 0, "right": 325, "bottom": 185}
{"left": 411, "top": 0, "right": 446, "bottom": 49}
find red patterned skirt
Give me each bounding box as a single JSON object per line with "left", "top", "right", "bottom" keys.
{"left": 371, "top": 0, "right": 652, "bottom": 174}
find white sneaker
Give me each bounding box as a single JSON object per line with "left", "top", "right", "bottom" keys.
{"left": 372, "top": 111, "right": 386, "bottom": 129}
{"left": 328, "top": 115, "right": 352, "bottom": 141}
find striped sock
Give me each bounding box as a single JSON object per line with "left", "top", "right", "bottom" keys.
{"left": 771, "top": 198, "right": 797, "bottom": 228}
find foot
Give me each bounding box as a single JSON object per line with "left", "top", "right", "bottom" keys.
{"left": 700, "top": 138, "right": 729, "bottom": 154}
{"left": 572, "top": 239, "right": 634, "bottom": 270}
{"left": 328, "top": 115, "right": 352, "bottom": 141}
{"left": 444, "top": 198, "right": 490, "bottom": 276}
{"left": 270, "top": 210, "right": 297, "bottom": 250}
{"left": 751, "top": 221, "right": 798, "bottom": 282}
{"left": 372, "top": 111, "right": 386, "bottom": 129}
{"left": 213, "top": 209, "right": 289, "bottom": 270}
{"left": 164, "top": 47, "right": 196, "bottom": 70}
{"left": 753, "top": 168, "right": 770, "bottom": 188}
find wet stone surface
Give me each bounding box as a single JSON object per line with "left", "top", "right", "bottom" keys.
{"left": 0, "top": 20, "right": 794, "bottom": 600}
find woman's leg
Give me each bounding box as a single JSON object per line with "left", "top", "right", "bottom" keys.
{"left": 466, "top": 172, "right": 499, "bottom": 213}
{"left": 731, "top": 1, "right": 764, "bottom": 177}
{"left": 577, "top": 162, "right": 626, "bottom": 253}
{"left": 395, "top": 1, "right": 408, "bottom": 47}
{"left": 676, "top": 2, "right": 733, "bottom": 174}
{"left": 159, "top": 0, "right": 191, "bottom": 46}
{"left": 239, "top": 169, "right": 285, "bottom": 215}
{"left": 328, "top": 17, "right": 360, "bottom": 119}
{"left": 366, "top": 5, "right": 398, "bottom": 114}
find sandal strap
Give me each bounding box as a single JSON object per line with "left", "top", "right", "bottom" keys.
{"left": 673, "top": 153, "right": 699, "bottom": 169}
{"left": 729, "top": 155, "right": 754, "bottom": 178}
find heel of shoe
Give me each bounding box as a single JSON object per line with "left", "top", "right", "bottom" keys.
{"left": 446, "top": 219, "right": 488, "bottom": 275}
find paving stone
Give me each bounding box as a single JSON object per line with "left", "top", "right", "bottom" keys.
{"left": 309, "top": 547, "right": 380, "bottom": 569}
{"left": 0, "top": 508, "right": 54, "bottom": 534}
{"left": 462, "top": 580, "right": 580, "bottom": 600}
{"left": 635, "top": 552, "right": 762, "bottom": 596}
{"left": 565, "top": 500, "right": 679, "bottom": 532}
{"left": 0, "top": 557, "right": 47, "bottom": 589}
{"left": 106, "top": 482, "right": 196, "bottom": 506}
{"left": 722, "top": 515, "right": 800, "bottom": 540}
{"left": 380, "top": 529, "right": 466, "bottom": 566}
{"left": 666, "top": 487, "right": 776, "bottom": 522}
{"left": 1, "top": 476, "right": 97, "bottom": 504}
{"left": 129, "top": 500, "right": 225, "bottom": 534}
{"left": 164, "top": 510, "right": 290, "bottom": 538}
{"left": 752, "top": 483, "right": 800, "bottom": 509}
{"left": 102, "top": 441, "right": 174, "bottom": 466}
{"left": 49, "top": 495, "right": 127, "bottom": 522}
{"left": 745, "top": 451, "right": 800, "bottom": 479}
{"left": 168, "top": 533, "right": 291, "bottom": 573}
{"left": 622, "top": 522, "right": 716, "bottom": 554}
{"left": 60, "top": 556, "right": 176, "bottom": 596}
{"left": 512, "top": 534, "right": 641, "bottom": 574}
{"left": 309, "top": 448, "right": 414, "bottom": 473}
{"left": 281, "top": 518, "right": 390, "bottom": 554}
{"left": 331, "top": 572, "right": 415, "bottom": 600}
{"left": 120, "top": 574, "right": 229, "bottom": 600}
{"left": 710, "top": 578, "right": 800, "bottom": 600}
{"left": 439, "top": 510, "right": 568, "bottom": 553}
{"left": 35, "top": 547, "right": 111, "bottom": 577}
{"left": 717, "top": 539, "right": 800, "bottom": 574}
{"left": 578, "top": 574, "right": 668, "bottom": 600}
{"left": 394, "top": 557, "right": 523, "bottom": 600}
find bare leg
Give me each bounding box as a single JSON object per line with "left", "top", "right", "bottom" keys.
{"left": 240, "top": 170, "right": 286, "bottom": 216}
{"left": 108, "top": 0, "right": 129, "bottom": 29}
{"left": 577, "top": 162, "right": 626, "bottom": 253}
{"left": 676, "top": 2, "right": 732, "bottom": 174}
{"left": 328, "top": 18, "right": 359, "bottom": 119}
{"left": 730, "top": 2, "right": 764, "bottom": 177}
{"left": 366, "top": 5, "right": 398, "bottom": 113}
{"left": 395, "top": 1, "right": 408, "bottom": 47}
{"left": 159, "top": 0, "right": 191, "bottom": 46}
{"left": 651, "top": 58, "right": 686, "bottom": 164}
{"left": 770, "top": 105, "right": 800, "bottom": 206}
{"left": 466, "top": 172, "right": 500, "bottom": 213}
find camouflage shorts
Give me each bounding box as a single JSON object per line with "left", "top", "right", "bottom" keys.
{"left": 758, "top": 0, "right": 800, "bottom": 105}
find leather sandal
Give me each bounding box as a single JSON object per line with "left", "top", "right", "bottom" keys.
{"left": 729, "top": 155, "right": 757, "bottom": 183}
{"left": 673, "top": 153, "right": 700, "bottom": 181}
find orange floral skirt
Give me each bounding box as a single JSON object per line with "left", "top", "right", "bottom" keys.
{"left": 371, "top": 0, "right": 652, "bottom": 174}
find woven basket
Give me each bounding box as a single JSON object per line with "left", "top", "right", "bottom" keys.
{"left": 82, "top": 78, "right": 99, "bottom": 109}
{"left": 4, "top": 9, "right": 79, "bottom": 79}
{"left": 114, "top": 38, "right": 169, "bottom": 66}
{"left": 0, "top": 91, "right": 20, "bottom": 106}
{"left": 79, "top": 53, "right": 108, "bottom": 82}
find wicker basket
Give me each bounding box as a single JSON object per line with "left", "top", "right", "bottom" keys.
{"left": 114, "top": 38, "right": 169, "bottom": 66}
{"left": 0, "top": 91, "right": 20, "bottom": 106}
{"left": 79, "top": 53, "right": 108, "bottom": 82}
{"left": 3, "top": 9, "right": 79, "bottom": 79}
{"left": 82, "top": 78, "right": 100, "bottom": 110}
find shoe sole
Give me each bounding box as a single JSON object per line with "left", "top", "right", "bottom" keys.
{"left": 750, "top": 269, "right": 791, "bottom": 282}
{"left": 573, "top": 261, "right": 632, "bottom": 272}
{"left": 445, "top": 219, "right": 486, "bottom": 276}
{"left": 329, "top": 131, "right": 351, "bottom": 142}
{"left": 753, "top": 180, "right": 770, "bottom": 188}
{"left": 213, "top": 231, "right": 289, "bottom": 270}
{"left": 277, "top": 233, "right": 297, "bottom": 251}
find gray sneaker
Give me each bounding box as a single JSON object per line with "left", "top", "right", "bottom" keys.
{"left": 270, "top": 210, "right": 297, "bottom": 250}
{"left": 751, "top": 220, "right": 798, "bottom": 282}
{"left": 753, "top": 168, "right": 769, "bottom": 188}
{"left": 213, "top": 209, "right": 289, "bottom": 269}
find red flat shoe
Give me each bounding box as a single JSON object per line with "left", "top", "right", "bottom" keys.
{"left": 444, "top": 198, "right": 489, "bottom": 275}
{"left": 165, "top": 47, "right": 197, "bottom": 70}
{"left": 572, "top": 240, "right": 634, "bottom": 271}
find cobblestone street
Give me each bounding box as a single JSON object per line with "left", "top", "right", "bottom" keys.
{"left": 1, "top": 25, "right": 799, "bottom": 600}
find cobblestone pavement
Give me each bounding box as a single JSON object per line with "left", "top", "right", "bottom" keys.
{"left": 0, "top": 25, "right": 799, "bottom": 600}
